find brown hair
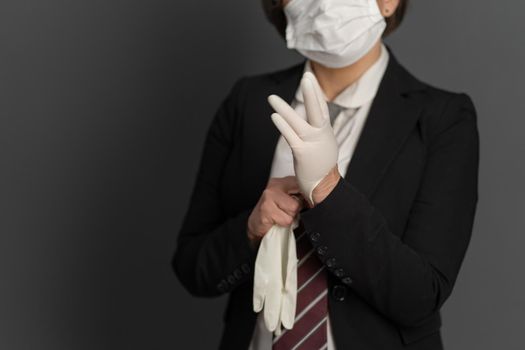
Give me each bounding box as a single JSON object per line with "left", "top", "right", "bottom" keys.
{"left": 261, "top": 0, "right": 410, "bottom": 38}
{"left": 384, "top": 0, "right": 410, "bottom": 37}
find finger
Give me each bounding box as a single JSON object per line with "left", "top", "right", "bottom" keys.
{"left": 274, "top": 176, "right": 300, "bottom": 194}
{"left": 272, "top": 209, "right": 295, "bottom": 228}
{"left": 275, "top": 193, "right": 302, "bottom": 217}
{"left": 290, "top": 193, "right": 307, "bottom": 211}
{"left": 303, "top": 72, "right": 330, "bottom": 126}
{"left": 270, "top": 113, "right": 301, "bottom": 148}
{"left": 268, "top": 94, "right": 312, "bottom": 137}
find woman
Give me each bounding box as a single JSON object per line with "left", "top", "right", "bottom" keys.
{"left": 173, "top": 0, "right": 479, "bottom": 349}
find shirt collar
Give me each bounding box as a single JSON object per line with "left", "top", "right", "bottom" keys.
{"left": 294, "top": 43, "right": 390, "bottom": 109}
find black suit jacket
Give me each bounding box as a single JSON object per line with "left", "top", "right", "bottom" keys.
{"left": 172, "top": 48, "right": 479, "bottom": 349}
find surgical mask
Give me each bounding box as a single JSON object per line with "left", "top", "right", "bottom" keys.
{"left": 283, "top": 0, "right": 387, "bottom": 68}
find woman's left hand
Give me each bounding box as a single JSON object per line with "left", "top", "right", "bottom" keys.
{"left": 268, "top": 72, "right": 339, "bottom": 207}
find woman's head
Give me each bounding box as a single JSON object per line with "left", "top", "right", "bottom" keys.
{"left": 262, "top": 0, "right": 409, "bottom": 38}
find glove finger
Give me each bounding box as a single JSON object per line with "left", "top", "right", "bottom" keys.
{"left": 282, "top": 228, "right": 298, "bottom": 329}
{"left": 253, "top": 259, "right": 267, "bottom": 312}
{"left": 253, "top": 260, "right": 268, "bottom": 312}
{"left": 303, "top": 72, "right": 330, "bottom": 126}
{"left": 268, "top": 94, "right": 312, "bottom": 137}
{"left": 301, "top": 75, "right": 325, "bottom": 128}
{"left": 264, "top": 283, "right": 282, "bottom": 331}
{"left": 280, "top": 289, "right": 296, "bottom": 330}
{"left": 274, "top": 319, "right": 283, "bottom": 337}
{"left": 263, "top": 228, "right": 284, "bottom": 332}
{"left": 281, "top": 280, "right": 297, "bottom": 329}
{"left": 253, "top": 287, "right": 266, "bottom": 312}
{"left": 270, "top": 113, "right": 302, "bottom": 148}
{"left": 253, "top": 229, "right": 276, "bottom": 312}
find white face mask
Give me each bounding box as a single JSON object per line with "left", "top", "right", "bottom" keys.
{"left": 283, "top": 0, "right": 387, "bottom": 68}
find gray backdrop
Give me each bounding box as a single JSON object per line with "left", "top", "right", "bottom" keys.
{"left": 1, "top": 1, "right": 523, "bottom": 349}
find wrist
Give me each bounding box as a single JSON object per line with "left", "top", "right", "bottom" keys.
{"left": 312, "top": 166, "right": 341, "bottom": 205}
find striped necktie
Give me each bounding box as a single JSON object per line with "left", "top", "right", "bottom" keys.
{"left": 272, "top": 220, "right": 328, "bottom": 350}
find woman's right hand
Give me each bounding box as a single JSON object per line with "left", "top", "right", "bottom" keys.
{"left": 247, "top": 176, "right": 306, "bottom": 248}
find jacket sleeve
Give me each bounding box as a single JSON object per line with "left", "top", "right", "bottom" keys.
{"left": 299, "top": 93, "right": 479, "bottom": 327}
{"left": 172, "top": 77, "right": 258, "bottom": 297}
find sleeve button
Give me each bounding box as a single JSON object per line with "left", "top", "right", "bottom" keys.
{"left": 326, "top": 257, "right": 336, "bottom": 268}
{"left": 217, "top": 280, "right": 228, "bottom": 292}
{"left": 241, "top": 263, "right": 250, "bottom": 274}
{"left": 342, "top": 277, "right": 353, "bottom": 285}
{"left": 316, "top": 245, "right": 328, "bottom": 256}
{"left": 334, "top": 268, "right": 344, "bottom": 278}
{"left": 227, "top": 275, "right": 236, "bottom": 285}
{"left": 331, "top": 285, "right": 347, "bottom": 301}
{"left": 310, "top": 232, "right": 320, "bottom": 242}
{"left": 233, "top": 268, "right": 242, "bottom": 279}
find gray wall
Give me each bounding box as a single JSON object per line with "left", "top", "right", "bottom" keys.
{"left": 1, "top": 1, "right": 523, "bottom": 349}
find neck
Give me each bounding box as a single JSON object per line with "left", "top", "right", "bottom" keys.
{"left": 310, "top": 41, "right": 383, "bottom": 101}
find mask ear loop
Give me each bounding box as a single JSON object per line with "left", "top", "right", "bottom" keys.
{"left": 265, "top": 0, "right": 287, "bottom": 39}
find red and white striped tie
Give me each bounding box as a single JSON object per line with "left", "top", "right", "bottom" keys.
{"left": 273, "top": 220, "right": 328, "bottom": 350}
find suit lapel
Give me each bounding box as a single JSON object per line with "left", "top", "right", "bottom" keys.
{"left": 248, "top": 62, "right": 305, "bottom": 197}
{"left": 344, "top": 53, "right": 425, "bottom": 197}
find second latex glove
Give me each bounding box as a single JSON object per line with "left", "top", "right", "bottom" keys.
{"left": 253, "top": 216, "right": 299, "bottom": 335}
{"left": 268, "top": 72, "right": 338, "bottom": 207}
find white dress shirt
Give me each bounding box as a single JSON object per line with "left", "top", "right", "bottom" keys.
{"left": 248, "top": 43, "right": 389, "bottom": 350}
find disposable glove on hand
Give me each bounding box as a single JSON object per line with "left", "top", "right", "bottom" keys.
{"left": 253, "top": 216, "right": 299, "bottom": 335}
{"left": 268, "top": 72, "right": 339, "bottom": 207}
{"left": 253, "top": 72, "right": 337, "bottom": 335}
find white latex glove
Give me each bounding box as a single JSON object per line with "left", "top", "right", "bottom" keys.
{"left": 253, "top": 216, "right": 299, "bottom": 336}
{"left": 278, "top": 215, "right": 299, "bottom": 333}
{"left": 268, "top": 72, "right": 339, "bottom": 207}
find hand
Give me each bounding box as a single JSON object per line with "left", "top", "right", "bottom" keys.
{"left": 250, "top": 177, "right": 304, "bottom": 333}
{"left": 253, "top": 217, "right": 299, "bottom": 334}
{"left": 247, "top": 176, "right": 306, "bottom": 248}
{"left": 268, "top": 72, "right": 339, "bottom": 207}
